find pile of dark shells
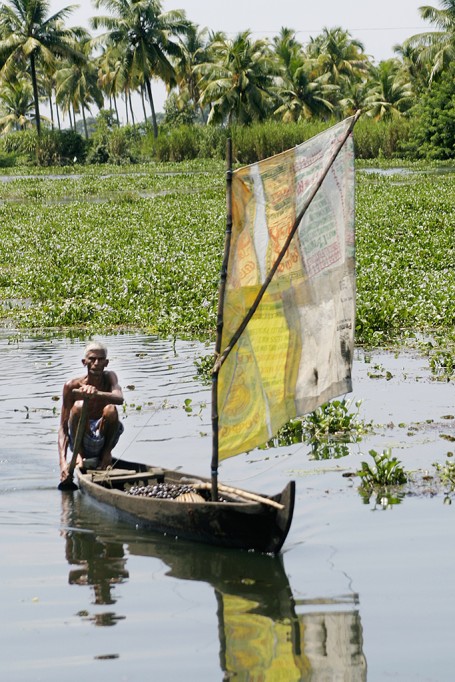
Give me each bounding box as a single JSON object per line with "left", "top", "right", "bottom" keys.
{"left": 127, "top": 482, "right": 199, "bottom": 499}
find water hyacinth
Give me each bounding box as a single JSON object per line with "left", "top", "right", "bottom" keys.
{"left": 0, "top": 161, "right": 455, "bottom": 350}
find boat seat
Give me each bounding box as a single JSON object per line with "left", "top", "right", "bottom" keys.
{"left": 89, "top": 468, "right": 165, "bottom": 484}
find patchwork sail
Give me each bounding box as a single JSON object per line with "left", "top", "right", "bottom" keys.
{"left": 217, "top": 116, "right": 357, "bottom": 460}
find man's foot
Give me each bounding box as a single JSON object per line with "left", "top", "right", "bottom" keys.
{"left": 98, "top": 453, "right": 112, "bottom": 470}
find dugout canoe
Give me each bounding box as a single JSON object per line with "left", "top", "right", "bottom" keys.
{"left": 76, "top": 458, "right": 295, "bottom": 554}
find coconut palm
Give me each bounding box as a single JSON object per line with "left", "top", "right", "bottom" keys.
{"left": 97, "top": 47, "right": 125, "bottom": 125}
{"left": 273, "top": 26, "right": 302, "bottom": 77}
{"left": 0, "top": 0, "right": 86, "bottom": 134}
{"left": 91, "top": 0, "right": 191, "bottom": 137}
{"left": 172, "top": 22, "right": 210, "bottom": 122}
{"left": 364, "top": 59, "right": 414, "bottom": 120}
{"left": 56, "top": 38, "right": 104, "bottom": 138}
{"left": 307, "top": 26, "right": 370, "bottom": 97}
{"left": 338, "top": 79, "right": 372, "bottom": 117}
{"left": 197, "top": 31, "right": 278, "bottom": 125}
{"left": 393, "top": 42, "right": 432, "bottom": 94}
{"left": 403, "top": 0, "right": 455, "bottom": 82}
{"left": 0, "top": 76, "right": 35, "bottom": 131}
{"left": 274, "top": 51, "right": 337, "bottom": 122}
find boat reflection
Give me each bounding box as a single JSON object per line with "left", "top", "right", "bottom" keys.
{"left": 60, "top": 493, "right": 367, "bottom": 679}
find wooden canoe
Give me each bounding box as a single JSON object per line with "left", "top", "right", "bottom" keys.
{"left": 76, "top": 458, "right": 295, "bottom": 554}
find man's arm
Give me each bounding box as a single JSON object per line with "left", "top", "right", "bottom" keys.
{"left": 74, "top": 371, "right": 124, "bottom": 405}
{"left": 106, "top": 371, "right": 124, "bottom": 405}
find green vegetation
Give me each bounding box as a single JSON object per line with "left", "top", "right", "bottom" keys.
{"left": 261, "top": 398, "right": 373, "bottom": 459}
{"left": 357, "top": 449, "right": 408, "bottom": 487}
{"left": 0, "top": 168, "right": 224, "bottom": 337}
{"left": 433, "top": 457, "right": 455, "bottom": 491}
{"left": 1, "top": 161, "right": 454, "bottom": 355}
{"left": 355, "top": 168, "right": 455, "bottom": 347}
{"left": 0, "top": 116, "right": 415, "bottom": 167}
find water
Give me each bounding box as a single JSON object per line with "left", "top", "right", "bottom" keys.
{"left": 1, "top": 331, "right": 455, "bottom": 681}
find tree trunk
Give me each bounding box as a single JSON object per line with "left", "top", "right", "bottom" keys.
{"left": 113, "top": 94, "right": 120, "bottom": 126}
{"left": 141, "top": 86, "right": 148, "bottom": 125}
{"left": 145, "top": 76, "right": 158, "bottom": 138}
{"left": 56, "top": 104, "right": 61, "bottom": 130}
{"left": 124, "top": 93, "right": 129, "bottom": 124}
{"left": 48, "top": 94, "right": 55, "bottom": 130}
{"left": 128, "top": 92, "right": 135, "bottom": 126}
{"left": 30, "top": 52, "right": 41, "bottom": 136}
{"left": 82, "top": 106, "right": 88, "bottom": 139}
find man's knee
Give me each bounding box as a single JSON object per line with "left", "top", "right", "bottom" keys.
{"left": 102, "top": 404, "right": 118, "bottom": 424}
{"left": 70, "top": 400, "right": 85, "bottom": 419}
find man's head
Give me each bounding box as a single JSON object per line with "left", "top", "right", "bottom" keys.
{"left": 84, "top": 341, "right": 108, "bottom": 359}
{"left": 82, "top": 341, "right": 109, "bottom": 372}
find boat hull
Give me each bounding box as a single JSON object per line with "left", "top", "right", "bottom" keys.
{"left": 76, "top": 458, "right": 295, "bottom": 554}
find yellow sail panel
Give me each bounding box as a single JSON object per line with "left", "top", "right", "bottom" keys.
{"left": 222, "top": 593, "right": 309, "bottom": 680}
{"left": 218, "top": 118, "right": 356, "bottom": 460}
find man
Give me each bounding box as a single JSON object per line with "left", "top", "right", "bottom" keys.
{"left": 59, "top": 341, "right": 124, "bottom": 483}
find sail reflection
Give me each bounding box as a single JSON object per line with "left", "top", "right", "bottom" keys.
{"left": 60, "top": 494, "right": 366, "bottom": 678}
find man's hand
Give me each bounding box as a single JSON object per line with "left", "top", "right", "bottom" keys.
{"left": 75, "top": 384, "right": 97, "bottom": 396}
{"left": 60, "top": 461, "right": 70, "bottom": 482}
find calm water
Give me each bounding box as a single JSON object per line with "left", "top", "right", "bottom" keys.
{"left": 1, "top": 331, "right": 455, "bottom": 681}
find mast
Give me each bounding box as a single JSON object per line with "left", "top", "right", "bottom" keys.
{"left": 211, "top": 138, "right": 233, "bottom": 501}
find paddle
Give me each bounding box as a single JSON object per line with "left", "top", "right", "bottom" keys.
{"left": 58, "top": 395, "right": 89, "bottom": 492}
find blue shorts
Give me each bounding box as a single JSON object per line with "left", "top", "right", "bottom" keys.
{"left": 69, "top": 418, "right": 124, "bottom": 458}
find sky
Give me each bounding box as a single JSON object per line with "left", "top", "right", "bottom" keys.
{"left": 49, "top": 0, "right": 435, "bottom": 116}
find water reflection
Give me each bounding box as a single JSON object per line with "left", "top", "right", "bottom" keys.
{"left": 61, "top": 493, "right": 367, "bottom": 680}
{"left": 358, "top": 488, "right": 405, "bottom": 509}
{"left": 61, "top": 494, "right": 128, "bottom": 627}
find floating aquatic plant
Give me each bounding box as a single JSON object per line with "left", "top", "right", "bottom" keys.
{"left": 1, "top": 161, "right": 455, "bottom": 350}
{"left": 433, "top": 457, "right": 455, "bottom": 492}
{"left": 261, "top": 398, "right": 373, "bottom": 459}
{"left": 357, "top": 449, "right": 408, "bottom": 487}
{"left": 428, "top": 350, "right": 455, "bottom": 381}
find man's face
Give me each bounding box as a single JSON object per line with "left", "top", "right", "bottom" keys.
{"left": 82, "top": 350, "right": 109, "bottom": 375}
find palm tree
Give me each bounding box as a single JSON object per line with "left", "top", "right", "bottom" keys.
{"left": 56, "top": 38, "right": 104, "bottom": 138}
{"left": 393, "top": 42, "right": 432, "bottom": 94}
{"left": 403, "top": 0, "right": 455, "bottom": 82}
{"left": 172, "top": 22, "right": 209, "bottom": 122}
{"left": 338, "top": 78, "right": 372, "bottom": 117}
{"left": 307, "top": 26, "right": 370, "bottom": 97}
{"left": 273, "top": 26, "right": 302, "bottom": 78}
{"left": 274, "top": 51, "right": 337, "bottom": 122}
{"left": 273, "top": 27, "right": 336, "bottom": 121}
{"left": 197, "top": 31, "right": 278, "bottom": 125}
{"left": 0, "top": 0, "right": 86, "bottom": 135}
{"left": 97, "top": 46, "right": 128, "bottom": 125}
{"left": 91, "top": 0, "right": 191, "bottom": 137}
{"left": 364, "top": 59, "right": 414, "bottom": 120}
{"left": 0, "top": 76, "right": 35, "bottom": 131}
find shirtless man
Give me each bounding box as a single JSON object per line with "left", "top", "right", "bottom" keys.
{"left": 58, "top": 341, "right": 124, "bottom": 483}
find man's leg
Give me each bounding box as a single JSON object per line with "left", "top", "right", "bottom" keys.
{"left": 97, "top": 405, "right": 121, "bottom": 469}
{"left": 68, "top": 400, "right": 87, "bottom": 467}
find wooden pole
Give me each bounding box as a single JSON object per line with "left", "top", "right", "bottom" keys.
{"left": 195, "top": 482, "right": 284, "bottom": 509}
{"left": 211, "top": 138, "right": 233, "bottom": 501}
{"left": 58, "top": 395, "right": 89, "bottom": 491}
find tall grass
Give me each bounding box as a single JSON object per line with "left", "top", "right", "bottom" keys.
{"left": 0, "top": 117, "right": 414, "bottom": 167}
{"left": 147, "top": 117, "right": 412, "bottom": 164}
